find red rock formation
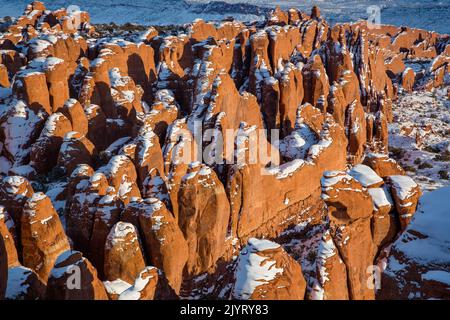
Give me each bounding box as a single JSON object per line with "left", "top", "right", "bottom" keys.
{"left": 367, "top": 187, "right": 397, "bottom": 251}
{"left": 99, "top": 154, "right": 140, "bottom": 205}
{"left": 302, "top": 55, "right": 329, "bottom": 112}
{"left": 178, "top": 163, "right": 230, "bottom": 277}
{"left": 59, "top": 99, "right": 89, "bottom": 136}
{"left": 232, "top": 238, "right": 306, "bottom": 300}
{"left": 69, "top": 173, "right": 109, "bottom": 247}
{"left": 88, "top": 191, "right": 123, "bottom": 276}
{"left": 401, "top": 68, "right": 415, "bottom": 93}
{"left": 104, "top": 222, "right": 146, "bottom": 284}
{"left": 42, "top": 57, "right": 70, "bottom": 112}
{"left": 0, "top": 176, "right": 34, "bottom": 228}
{"left": 0, "top": 99, "right": 46, "bottom": 167}
{"left": 0, "top": 2, "right": 440, "bottom": 301}
{"left": 57, "top": 131, "right": 96, "bottom": 175}
{"left": 137, "top": 198, "right": 188, "bottom": 294}
{"left": 321, "top": 171, "right": 376, "bottom": 299}
{"left": 345, "top": 100, "right": 367, "bottom": 164}
{"left": 30, "top": 112, "right": 73, "bottom": 173}
{"left": 0, "top": 234, "right": 7, "bottom": 299}
{"left": 0, "top": 64, "right": 10, "bottom": 88}
{"left": 21, "top": 192, "right": 70, "bottom": 282}
{"left": 134, "top": 129, "right": 165, "bottom": 189}
{"left": 0, "top": 207, "right": 20, "bottom": 267}
{"left": 118, "top": 267, "right": 158, "bottom": 300}
{"left": 13, "top": 69, "right": 51, "bottom": 114}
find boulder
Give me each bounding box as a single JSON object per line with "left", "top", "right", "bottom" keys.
{"left": 363, "top": 153, "right": 405, "bottom": 178}
{"left": 401, "top": 68, "right": 415, "bottom": 93}
{"left": 388, "top": 175, "right": 422, "bottom": 230}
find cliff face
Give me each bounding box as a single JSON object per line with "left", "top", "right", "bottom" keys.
{"left": 0, "top": 2, "right": 449, "bottom": 300}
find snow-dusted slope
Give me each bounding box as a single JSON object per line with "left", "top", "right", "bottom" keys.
{"left": 381, "top": 186, "right": 450, "bottom": 299}
{"left": 388, "top": 89, "right": 450, "bottom": 191}
{"left": 0, "top": 0, "right": 449, "bottom": 33}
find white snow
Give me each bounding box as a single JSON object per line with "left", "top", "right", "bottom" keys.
{"left": 279, "top": 124, "right": 318, "bottom": 161}
{"left": 349, "top": 164, "right": 383, "bottom": 188}
{"left": 368, "top": 187, "right": 394, "bottom": 209}
{"left": 107, "top": 222, "right": 138, "bottom": 246}
{"left": 0, "top": 99, "right": 44, "bottom": 166}
{"left": 421, "top": 270, "right": 450, "bottom": 285}
{"left": 266, "top": 159, "right": 306, "bottom": 179}
{"left": 248, "top": 238, "right": 280, "bottom": 251}
{"left": 118, "top": 267, "right": 157, "bottom": 300}
{"left": 316, "top": 231, "right": 338, "bottom": 284}
{"left": 389, "top": 175, "right": 418, "bottom": 200}
{"left": 388, "top": 89, "right": 450, "bottom": 191}
{"left": 321, "top": 171, "right": 353, "bottom": 188}
{"left": 104, "top": 279, "right": 132, "bottom": 296}
{"left": 388, "top": 185, "right": 450, "bottom": 267}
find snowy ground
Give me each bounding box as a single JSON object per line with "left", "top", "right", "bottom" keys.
{"left": 382, "top": 185, "right": 450, "bottom": 299}
{"left": 389, "top": 87, "right": 450, "bottom": 192}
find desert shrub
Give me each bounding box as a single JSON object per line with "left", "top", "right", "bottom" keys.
{"left": 403, "top": 165, "right": 417, "bottom": 172}
{"left": 418, "top": 162, "right": 433, "bottom": 169}
{"left": 438, "top": 170, "right": 449, "bottom": 180}
{"left": 389, "top": 147, "right": 406, "bottom": 159}
{"left": 434, "top": 151, "right": 450, "bottom": 162}
{"left": 423, "top": 145, "right": 440, "bottom": 153}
